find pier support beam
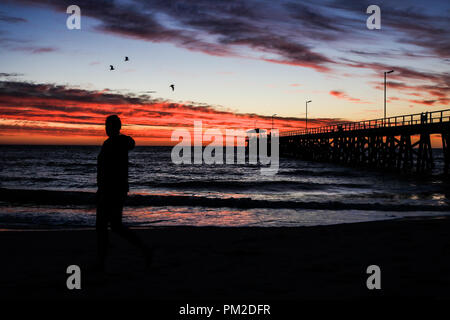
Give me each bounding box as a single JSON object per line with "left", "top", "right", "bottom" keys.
{"left": 443, "top": 133, "right": 450, "bottom": 175}
{"left": 415, "top": 132, "right": 433, "bottom": 173}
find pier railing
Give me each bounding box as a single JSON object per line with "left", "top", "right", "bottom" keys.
{"left": 280, "top": 109, "right": 450, "bottom": 137}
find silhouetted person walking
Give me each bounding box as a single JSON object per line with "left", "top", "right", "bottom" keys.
{"left": 96, "top": 115, "right": 151, "bottom": 271}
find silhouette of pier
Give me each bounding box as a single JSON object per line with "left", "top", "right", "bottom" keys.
{"left": 279, "top": 109, "right": 450, "bottom": 175}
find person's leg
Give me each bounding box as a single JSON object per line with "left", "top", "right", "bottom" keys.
{"left": 109, "top": 193, "right": 153, "bottom": 264}
{"left": 95, "top": 192, "right": 109, "bottom": 271}
{"left": 109, "top": 193, "right": 146, "bottom": 248}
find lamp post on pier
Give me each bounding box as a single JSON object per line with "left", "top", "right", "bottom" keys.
{"left": 384, "top": 70, "right": 394, "bottom": 124}
{"left": 306, "top": 100, "right": 312, "bottom": 130}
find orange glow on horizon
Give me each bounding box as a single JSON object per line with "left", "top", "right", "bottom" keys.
{"left": 0, "top": 81, "right": 446, "bottom": 148}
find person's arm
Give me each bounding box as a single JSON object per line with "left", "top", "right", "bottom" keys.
{"left": 126, "top": 135, "right": 135, "bottom": 150}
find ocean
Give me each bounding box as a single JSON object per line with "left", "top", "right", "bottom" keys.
{"left": 0, "top": 145, "right": 449, "bottom": 229}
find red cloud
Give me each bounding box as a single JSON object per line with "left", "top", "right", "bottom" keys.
{"left": 329, "top": 90, "right": 369, "bottom": 104}
{"left": 371, "top": 81, "right": 449, "bottom": 106}
{"left": 0, "top": 80, "right": 344, "bottom": 145}
{"left": 408, "top": 99, "right": 437, "bottom": 106}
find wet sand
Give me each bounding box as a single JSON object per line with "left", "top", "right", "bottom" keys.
{"left": 1, "top": 217, "right": 450, "bottom": 300}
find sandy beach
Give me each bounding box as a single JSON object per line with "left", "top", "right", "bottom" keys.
{"left": 1, "top": 216, "right": 449, "bottom": 300}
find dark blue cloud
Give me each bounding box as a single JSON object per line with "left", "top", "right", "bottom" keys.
{"left": 9, "top": 0, "right": 450, "bottom": 71}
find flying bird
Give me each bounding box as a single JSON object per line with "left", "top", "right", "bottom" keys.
{"left": 170, "top": 84, "right": 175, "bottom": 91}
{"left": 124, "top": 56, "right": 129, "bottom": 61}
{"left": 109, "top": 65, "right": 114, "bottom": 71}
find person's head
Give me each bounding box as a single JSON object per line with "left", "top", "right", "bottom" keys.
{"left": 105, "top": 115, "right": 121, "bottom": 137}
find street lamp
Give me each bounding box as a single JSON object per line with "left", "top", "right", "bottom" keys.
{"left": 384, "top": 70, "right": 394, "bottom": 123}
{"left": 272, "top": 113, "right": 277, "bottom": 131}
{"left": 305, "top": 100, "right": 312, "bottom": 130}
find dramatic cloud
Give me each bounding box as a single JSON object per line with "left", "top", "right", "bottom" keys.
{"left": 14, "top": 0, "right": 449, "bottom": 67}
{"left": 343, "top": 59, "right": 449, "bottom": 84}
{"left": 342, "top": 58, "right": 450, "bottom": 106}
{"left": 0, "top": 11, "right": 27, "bottom": 23}
{"left": 370, "top": 81, "right": 450, "bottom": 106}
{"left": 0, "top": 80, "right": 344, "bottom": 144}
{"left": 329, "top": 90, "right": 369, "bottom": 103}
{"left": 330, "top": 0, "right": 450, "bottom": 59}
{"left": 2, "top": 0, "right": 447, "bottom": 144}
{"left": 407, "top": 99, "right": 439, "bottom": 106}
{"left": 10, "top": 0, "right": 341, "bottom": 72}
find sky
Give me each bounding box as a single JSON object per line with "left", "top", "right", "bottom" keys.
{"left": 0, "top": 0, "right": 448, "bottom": 145}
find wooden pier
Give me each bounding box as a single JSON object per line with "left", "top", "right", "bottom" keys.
{"left": 279, "top": 109, "right": 450, "bottom": 175}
